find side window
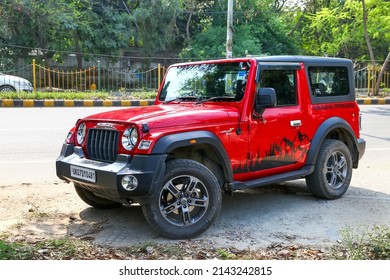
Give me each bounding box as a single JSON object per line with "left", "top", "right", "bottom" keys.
{"left": 260, "top": 70, "right": 297, "bottom": 106}
{"left": 309, "top": 66, "right": 349, "bottom": 96}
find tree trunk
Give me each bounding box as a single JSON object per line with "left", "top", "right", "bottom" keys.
{"left": 288, "top": 9, "right": 306, "bottom": 37}
{"left": 74, "top": 33, "right": 83, "bottom": 70}
{"left": 375, "top": 52, "right": 390, "bottom": 96}
{"left": 186, "top": 11, "right": 193, "bottom": 41}
{"left": 362, "top": 0, "right": 376, "bottom": 95}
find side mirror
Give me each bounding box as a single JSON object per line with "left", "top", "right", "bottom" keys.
{"left": 254, "top": 87, "right": 276, "bottom": 114}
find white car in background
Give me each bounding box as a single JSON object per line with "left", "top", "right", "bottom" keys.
{"left": 0, "top": 73, "right": 33, "bottom": 92}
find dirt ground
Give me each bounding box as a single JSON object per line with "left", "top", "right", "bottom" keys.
{"left": 1, "top": 174, "right": 390, "bottom": 252}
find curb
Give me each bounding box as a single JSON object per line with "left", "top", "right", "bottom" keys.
{"left": 356, "top": 98, "right": 390, "bottom": 105}
{"left": 0, "top": 99, "right": 155, "bottom": 107}
{"left": 0, "top": 98, "right": 389, "bottom": 107}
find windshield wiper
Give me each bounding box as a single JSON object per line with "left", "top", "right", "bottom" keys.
{"left": 163, "top": 96, "right": 200, "bottom": 104}
{"left": 196, "top": 96, "right": 236, "bottom": 104}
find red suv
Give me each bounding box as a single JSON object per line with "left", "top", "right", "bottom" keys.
{"left": 56, "top": 56, "right": 366, "bottom": 239}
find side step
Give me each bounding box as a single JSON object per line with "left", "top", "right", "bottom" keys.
{"left": 229, "top": 165, "right": 314, "bottom": 191}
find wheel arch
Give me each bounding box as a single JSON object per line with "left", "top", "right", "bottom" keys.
{"left": 151, "top": 130, "right": 234, "bottom": 187}
{"left": 307, "top": 117, "right": 360, "bottom": 168}
{"left": 0, "top": 84, "right": 16, "bottom": 92}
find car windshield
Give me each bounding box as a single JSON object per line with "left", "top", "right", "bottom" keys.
{"left": 159, "top": 62, "right": 250, "bottom": 103}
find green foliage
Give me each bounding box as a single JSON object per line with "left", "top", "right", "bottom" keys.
{"left": 333, "top": 225, "right": 390, "bottom": 260}
{"left": 0, "top": 237, "right": 89, "bottom": 260}
{"left": 0, "top": 238, "right": 35, "bottom": 260}
{"left": 0, "top": 91, "right": 109, "bottom": 100}
{"left": 298, "top": 0, "right": 390, "bottom": 60}
{"left": 217, "top": 248, "right": 237, "bottom": 260}
{"left": 1, "top": 0, "right": 388, "bottom": 66}
{"left": 0, "top": 90, "right": 157, "bottom": 100}
{"left": 1, "top": 226, "right": 390, "bottom": 260}
{"left": 180, "top": 0, "right": 299, "bottom": 59}
{"left": 129, "top": 0, "right": 180, "bottom": 55}
{"left": 0, "top": 239, "right": 18, "bottom": 259}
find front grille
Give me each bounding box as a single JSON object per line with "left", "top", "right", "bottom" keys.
{"left": 87, "top": 129, "right": 119, "bottom": 163}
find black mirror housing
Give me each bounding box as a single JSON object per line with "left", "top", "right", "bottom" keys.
{"left": 254, "top": 87, "right": 276, "bottom": 114}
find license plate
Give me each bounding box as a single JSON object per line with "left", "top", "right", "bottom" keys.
{"left": 70, "top": 165, "right": 96, "bottom": 183}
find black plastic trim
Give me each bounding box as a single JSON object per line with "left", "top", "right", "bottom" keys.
{"left": 231, "top": 165, "right": 314, "bottom": 191}
{"left": 55, "top": 143, "right": 167, "bottom": 203}
{"left": 152, "top": 130, "right": 234, "bottom": 182}
{"left": 306, "top": 117, "right": 360, "bottom": 166}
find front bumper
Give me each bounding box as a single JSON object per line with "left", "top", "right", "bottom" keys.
{"left": 56, "top": 143, "right": 166, "bottom": 203}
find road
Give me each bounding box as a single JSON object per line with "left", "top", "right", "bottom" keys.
{"left": 0, "top": 107, "right": 113, "bottom": 185}
{"left": 0, "top": 105, "right": 389, "bottom": 249}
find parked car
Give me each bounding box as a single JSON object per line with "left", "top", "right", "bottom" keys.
{"left": 0, "top": 73, "right": 33, "bottom": 92}
{"left": 56, "top": 56, "right": 366, "bottom": 239}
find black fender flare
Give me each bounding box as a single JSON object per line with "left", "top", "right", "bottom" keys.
{"left": 151, "top": 130, "right": 234, "bottom": 183}
{"left": 306, "top": 117, "right": 360, "bottom": 167}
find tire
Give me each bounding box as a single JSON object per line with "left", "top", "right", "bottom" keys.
{"left": 74, "top": 183, "right": 122, "bottom": 209}
{"left": 306, "top": 139, "right": 353, "bottom": 199}
{"left": 0, "top": 85, "right": 16, "bottom": 92}
{"left": 141, "top": 159, "right": 222, "bottom": 239}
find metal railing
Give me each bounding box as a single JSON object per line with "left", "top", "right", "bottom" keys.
{"left": 1, "top": 60, "right": 166, "bottom": 92}
{"left": 355, "top": 65, "right": 390, "bottom": 95}
{"left": 31, "top": 60, "right": 166, "bottom": 92}
{"left": 1, "top": 59, "right": 388, "bottom": 95}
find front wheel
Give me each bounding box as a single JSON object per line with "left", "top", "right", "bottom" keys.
{"left": 306, "top": 139, "right": 353, "bottom": 199}
{"left": 142, "top": 159, "right": 222, "bottom": 239}
{"left": 0, "top": 85, "right": 16, "bottom": 92}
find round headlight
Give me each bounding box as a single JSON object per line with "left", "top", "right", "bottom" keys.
{"left": 122, "top": 127, "right": 138, "bottom": 151}
{"left": 76, "top": 123, "right": 86, "bottom": 144}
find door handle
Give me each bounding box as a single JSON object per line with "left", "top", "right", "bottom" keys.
{"left": 290, "top": 120, "right": 302, "bottom": 127}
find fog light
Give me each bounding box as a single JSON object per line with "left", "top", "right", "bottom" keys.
{"left": 121, "top": 175, "right": 138, "bottom": 191}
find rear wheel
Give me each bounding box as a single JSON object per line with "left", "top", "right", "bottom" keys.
{"left": 74, "top": 183, "right": 122, "bottom": 209}
{"left": 142, "top": 159, "right": 222, "bottom": 239}
{"left": 306, "top": 139, "right": 352, "bottom": 199}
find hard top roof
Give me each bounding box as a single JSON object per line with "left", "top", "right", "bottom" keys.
{"left": 255, "top": 55, "right": 352, "bottom": 64}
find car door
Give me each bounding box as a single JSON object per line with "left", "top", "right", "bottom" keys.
{"left": 237, "top": 63, "right": 311, "bottom": 179}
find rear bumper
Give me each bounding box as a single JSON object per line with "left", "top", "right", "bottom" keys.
{"left": 357, "top": 138, "right": 366, "bottom": 160}
{"left": 56, "top": 144, "right": 166, "bottom": 203}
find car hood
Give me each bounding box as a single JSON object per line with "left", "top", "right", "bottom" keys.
{"left": 83, "top": 104, "right": 239, "bottom": 130}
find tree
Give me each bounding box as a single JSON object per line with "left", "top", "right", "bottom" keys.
{"left": 297, "top": 0, "right": 389, "bottom": 61}
{"left": 0, "top": 0, "right": 134, "bottom": 68}
{"left": 125, "top": 0, "right": 180, "bottom": 59}
{"left": 375, "top": 51, "right": 390, "bottom": 95}
{"left": 180, "top": 0, "right": 300, "bottom": 59}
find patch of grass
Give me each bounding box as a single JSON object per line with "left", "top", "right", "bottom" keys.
{"left": 0, "top": 90, "right": 156, "bottom": 100}
{"left": 0, "top": 237, "right": 95, "bottom": 260}
{"left": 111, "top": 89, "right": 157, "bottom": 100}
{"left": 216, "top": 248, "right": 237, "bottom": 260}
{"left": 1, "top": 225, "right": 389, "bottom": 260}
{"left": 0, "top": 238, "right": 35, "bottom": 260}
{"left": 332, "top": 225, "right": 390, "bottom": 260}
{"left": 0, "top": 239, "right": 18, "bottom": 259}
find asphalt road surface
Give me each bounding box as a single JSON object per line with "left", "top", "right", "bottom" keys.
{"left": 0, "top": 105, "right": 389, "bottom": 249}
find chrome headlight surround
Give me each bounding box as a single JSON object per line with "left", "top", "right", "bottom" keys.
{"left": 122, "top": 127, "right": 139, "bottom": 151}
{"left": 76, "top": 123, "right": 86, "bottom": 144}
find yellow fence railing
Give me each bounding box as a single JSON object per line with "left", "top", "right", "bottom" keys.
{"left": 32, "top": 59, "right": 98, "bottom": 91}
{"left": 31, "top": 59, "right": 166, "bottom": 92}
{"left": 355, "top": 65, "right": 390, "bottom": 95}
{"left": 367, "top": 65, "right": 390, "bottom": 95}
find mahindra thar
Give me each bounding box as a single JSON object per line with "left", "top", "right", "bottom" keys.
{"left": 56, "top": 56, "right": 366, "bottom": 239}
